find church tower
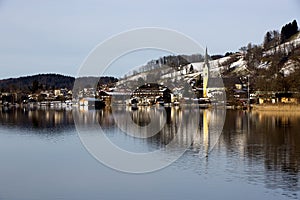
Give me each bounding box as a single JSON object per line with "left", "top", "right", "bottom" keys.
{"left": 203, "top": 47, "right": 210, "bottom": 98}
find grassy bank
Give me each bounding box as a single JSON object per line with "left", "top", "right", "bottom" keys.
{"left": 252, "top": 104, "right": 300, "bottom": 111}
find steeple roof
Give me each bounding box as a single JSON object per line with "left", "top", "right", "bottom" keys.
{"left": 204, "top": 47, "right": 209, "bottom": 68}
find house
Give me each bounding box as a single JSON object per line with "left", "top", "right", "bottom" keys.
{"left": 1, "top": 93, "right": 14, "bottom": 104}
{"left": 255, "top": 91, "right": 299, "bottom": 104}
{"left": 132, "top": 83, "right": 173, "bottom": 105}
{"left": 275, "top": 92, "right": 298, "bottom": 104}
{"left": 54, "top": 89, "right": 61, "bottom": 96}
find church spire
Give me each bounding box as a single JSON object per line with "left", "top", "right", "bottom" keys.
{"left": 204, "top": 47, "right": 209, "bottom": 67}
{"left": 203, "top": 47, "right": 210, "bottom": 98}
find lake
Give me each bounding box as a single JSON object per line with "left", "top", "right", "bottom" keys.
{"left": 0, "top": 106, "right": 299, "bottom": 200}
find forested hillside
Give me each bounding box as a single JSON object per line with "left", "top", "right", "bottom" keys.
{"left": 0, "top": 74, "right": 118, "bottom": 92}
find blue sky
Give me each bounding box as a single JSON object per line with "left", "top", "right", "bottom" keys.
{"left": 0, "top": 0, "right": 299, "bottom": 78}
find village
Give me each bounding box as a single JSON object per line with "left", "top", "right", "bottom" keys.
{"left": 1, "top": 50, "right": 299, "bottom": 110}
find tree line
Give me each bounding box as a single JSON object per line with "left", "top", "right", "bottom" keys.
{"left": 124, "top": 54, "right": 205, "bottom": 78}
{"left": 0, "top": 74, "right": 118, "bottom": 93}
{"left": 263, "top": 20, "right": 298, "bottom": 50}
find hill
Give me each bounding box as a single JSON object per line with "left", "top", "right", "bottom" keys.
{"left": 0, "top": 74, "right": 75, "bottom": 92}
{"left": 0, "top": 74, "right": 118, "bottom": 92}
{"left": 117, "top": 20, "right": 300, "bottom": 95}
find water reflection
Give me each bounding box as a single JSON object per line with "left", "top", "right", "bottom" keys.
{"left": 0, "top": 107, "right": 74, "bottom": 131}
{"left": 76, "top": 106, "right": 196, "bottom": 152}
{"left": 0, "top": 107, "right": 299, "bottom": 198}
{"left": 222, "top": 110, "right": 300, "bottom": 198}
{"left": 75, "top": 106, "right": 225, "bottom": 155}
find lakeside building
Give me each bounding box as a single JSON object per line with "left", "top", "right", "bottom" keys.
{"left": 256, "top": 91, "right": 299, "bottom": 104}
{"left": 131, "top": 83, "right": 173, "bottom": 106}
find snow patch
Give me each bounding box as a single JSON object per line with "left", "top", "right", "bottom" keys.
{"left": 229, "top": 58, "right": 246, "bottom": 69}
{"left": 280, "top": 60, "right": 298, "bottom": 76}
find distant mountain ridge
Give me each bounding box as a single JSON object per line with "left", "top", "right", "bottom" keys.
{"left": 0, "top": 74, "right": 118, "bottom": 92}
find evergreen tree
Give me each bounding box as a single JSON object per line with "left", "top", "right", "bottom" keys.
{"left": 263, "top": 31, "right": 272, "bottom": 49}
{"left": 189, "top": 64, "right": 194, "bottom": 73}
{"left": 280, "top": 20, "right": 299, "bottom": 43}
{"left": 292, "top": 20, "right": 298, "bottom": 34}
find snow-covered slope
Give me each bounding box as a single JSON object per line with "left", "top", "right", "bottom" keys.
{"left": 264, "top": 32, "right": 300, "bottom": 56}
{"left": 118, "top": 33, "right": 300, "bottom": 86}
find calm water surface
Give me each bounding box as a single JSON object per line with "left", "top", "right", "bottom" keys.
{"left": 0, "top": 107, "right": 299, "bottom": 200}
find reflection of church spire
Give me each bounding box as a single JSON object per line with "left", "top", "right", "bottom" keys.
{"left": 193, "top": 110, "right": 210, "bottom": 157}
{"left": 203, "top": 47, "right": 210, "bottom": 98}
{"left": 203, "top": 109, "right": 209, "bottom": 156}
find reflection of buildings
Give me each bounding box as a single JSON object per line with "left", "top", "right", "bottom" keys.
{"left": 78, "top": 105, "right": 224, "bottom": 157}
{"left": 252, "top": 111, "right": 300, "bottom": 193}
{"left": 222, "top": 110, "right": 300, "bottom": 195}
{"left": 77, "top": 106, "right": 203, "bottom": 150}
{"left": 0, "top": 107, "right": 74, "bottom": 130}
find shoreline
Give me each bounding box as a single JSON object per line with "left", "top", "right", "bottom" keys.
{"left": 252, "top": 104, "right": 300, "bottom": 111}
